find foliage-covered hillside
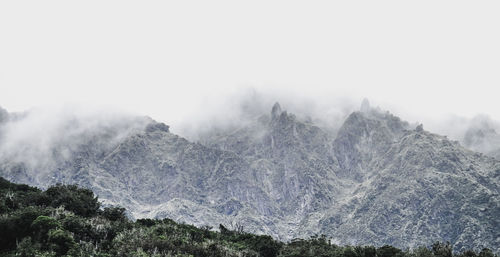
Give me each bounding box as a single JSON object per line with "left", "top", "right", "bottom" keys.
{"left": 0, "top": 177, "right": 496, "bottom": 257}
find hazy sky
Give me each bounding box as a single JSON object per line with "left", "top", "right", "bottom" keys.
{"left": 1, "top": 1, "right": 499, "bottom": 126}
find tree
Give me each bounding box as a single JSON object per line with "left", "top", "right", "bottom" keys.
{"left": 0, "top": 206, "right": 48, "bottom": 252}
{"left": 44, "top": 184, "right": 100, "bottom": 217}
{"left": 219, "top": 224, "right": 230, "bottom": 235}
{"left": 413, "top": 246, "right": 433, "bottom": 257}
{"left": 48, "top": 229, "right": 76, "bottom": 256}
{"left": 432, "top": 242, "right": 452, "bottom": 257}
{"left": 377, "top": 245, "right": 403, "bottom": 257}
{"left": 254, "top": 235, "right": 281, "bottom": 257}
{"left": 31, "top": 215, "right": 60, "bottom": 243}
{"left": 459, "top": 250, "right": 478, "bottom": 257}
{"left": 478, "top": 248, "right": 494, "bottom": 257}
{"left": 344, "top": 246, "right": 359, "bottom": 257}
{"left": 102, "top": 206, "right": 127, "bottom": 222}
{"left": 15, "top": 237, "right": 42, "bottom": 257}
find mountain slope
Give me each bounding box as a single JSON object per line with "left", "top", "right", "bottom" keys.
{"left": 0, "top": 103, "right": 498, "bottom": 252}
{"left": 321, "top": 126, "right": 500, "bottom": 249}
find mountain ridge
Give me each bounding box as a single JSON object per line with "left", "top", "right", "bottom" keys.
{"left": 0, "top": 102, "right": 498, "bottom": 251}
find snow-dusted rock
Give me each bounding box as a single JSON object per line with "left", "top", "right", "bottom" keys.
{"left": 0, "top": 103, "right": 498, "bottom": 252}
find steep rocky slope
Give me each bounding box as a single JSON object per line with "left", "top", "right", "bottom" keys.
{"left": 0, "top": 103, "right": 498, "bottom": 252}
{"left": 320, "top": 121, "right": 500, "bottom": 249}
{"left": 204, "top": 104, "right": 499, "bottom": 250}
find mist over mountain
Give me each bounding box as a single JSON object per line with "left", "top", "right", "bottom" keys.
{"left": 0, "top": 105, "right": 152, "bottom": 186}
{"left": 0, "top": 99, "right": 498, "bottom": 252}
{"left": 170, "top": 91, "right": 500, "bottom": 161}
{"left": 461, "top": 116, "right": 500, "bottom": 160}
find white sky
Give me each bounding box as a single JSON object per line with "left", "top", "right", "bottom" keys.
{"left": 1, "top": 1, "right": 499, "bottom": 127}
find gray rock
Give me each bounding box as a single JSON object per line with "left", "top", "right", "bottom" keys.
{"left": 0, "top": 103, "right": 498, "bottom": 252}
{"left": 0, "top": 106, "right": 8, "bottom": 123}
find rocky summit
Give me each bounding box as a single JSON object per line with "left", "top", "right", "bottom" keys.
{"left": 0, "top": 103, "right": 498, "bottom": 252}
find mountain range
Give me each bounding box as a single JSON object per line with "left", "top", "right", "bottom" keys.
{"left": 0, "top": 102, "right": 498, "bottom": 252}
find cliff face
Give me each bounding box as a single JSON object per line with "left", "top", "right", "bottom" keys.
{"left": 0, "top": 103, "right": 498, "bottom": 251}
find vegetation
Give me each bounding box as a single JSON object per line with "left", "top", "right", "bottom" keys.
{"left": 0, "top": 177, "right": 496, "bottom": 257}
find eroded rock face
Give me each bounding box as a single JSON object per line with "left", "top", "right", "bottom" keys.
{"left": 332, "top": 110, "right": 409, "bottom": 181}
{"left": 0, "top": 103, "right": 498, "bottom": 252}
{"left": 0, "top": 106, "right": 8, "bottom": 123}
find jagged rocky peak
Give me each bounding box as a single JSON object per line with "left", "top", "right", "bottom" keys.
{"left": 271, "top": 102, "right": 282, "bottom": 119}
{"left": 269, "top": 102, "right": 296, "bottom": 129}
{"left": 268, "top": 104, "right": 302, "bottom": 139}
{"left": 341, "top": 107, "right": 410, "bottom": 138}
{"left": 415, "top": 123, "right": 424, "bottom": 132}
{"left": 360, "top": 98, "right": 371, "bottom": 113}
{"left": 0, "top": 106, "right": 8, "bottom": 123}
{"left": 351, "top": 99, "right": 410, "bottom": 134}
{"left": 145, "top": 120, "right": 170, "bottom": 133}
{"left": 0, "top": 101, "right": 499, "bottom": 252}
{"left": 333, "top": 106, "right": 412, "bottom": 180}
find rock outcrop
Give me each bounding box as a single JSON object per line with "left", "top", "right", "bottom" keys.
{"left": 0, "top": 103, "right": 498, "bottom": 252}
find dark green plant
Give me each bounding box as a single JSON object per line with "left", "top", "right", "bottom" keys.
{"left": 48, "top": 229, "right": 76, "bottom": 256}
{"left": 44, "top": 184, "right": 100, "bottom": 217}
{"left": 31, "top": 215, "right": 60, "bottom": 243}
{"left": 1, "top": 177, "right": 497, "bottom": 257}
{"left": 432, "top": 242, "right": 453, "bottom": 257}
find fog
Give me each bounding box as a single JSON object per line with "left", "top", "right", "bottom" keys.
{"left": 1, "top": 90, "right": 499, "bottom": 175}
{"left": 171, "top": 89, "right": 500, "bottom": 154}
{"left": 172, "top": 89, "right": 359, "bottom": 141}
{"left": 425, "top": 114, "right": 500, "bottom": 158}
{"left": 2, "top": 1, "right": 499, "bottom": 158}
{"left": 0, "top": 104, "right": 150, "bottom": 175}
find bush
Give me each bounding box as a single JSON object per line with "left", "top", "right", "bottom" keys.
{"left": 432, "top": 242, "right": 453, "bottom": 257}
{"left": 0, "top": 206, "right": 49, "bottom": 251}
{"left": 377, "top": 245, "right": 403, "bottom": 257}
{"left": 102, "top": 206, "right": 127, "bottom": 222}
{"left": 48, "top": 229, "right": 76, "bottom": 256}
{"left": 31, "top": 216, "right": 60, "bottom": 243}
{"left": 44, "top": 184, "right": 100, "bottom": 217}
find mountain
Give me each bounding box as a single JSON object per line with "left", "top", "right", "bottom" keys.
{"left": 4, "top": 177, "right": 490, "bottom": 257}
{"left": 321, "top": 115, "right": 499, "bottom": 249}
{"left": 0, "top": 103, "right": 498, "bottom": 252}
{"left": 0, "top": 106, "right": 8, "bottom": 124}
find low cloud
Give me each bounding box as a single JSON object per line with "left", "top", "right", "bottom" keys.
{"left": 0, "top": 104, "right": 150, "bottom": 175}
{"left": 173, "top": 88, "right": 360, "bottom": 141}
{"left": 1, "top": 90, "right": 499, "bottom": 175}
{"left": 170, "top": 88, "right": 500, "bottom": 159}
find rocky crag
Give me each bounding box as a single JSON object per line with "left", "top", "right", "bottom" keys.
{"left": 0, "top": 102, "right": 498, "bottom": 252}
